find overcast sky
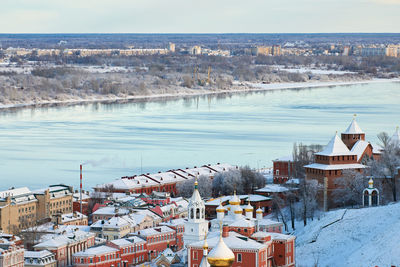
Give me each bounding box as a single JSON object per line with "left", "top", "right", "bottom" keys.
{"left": 0, "top": 0, "right": 399, "bottom": 33}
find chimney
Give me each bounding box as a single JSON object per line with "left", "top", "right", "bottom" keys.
{"left": 80, "top": 164, "right": 83, "bottom": 215}
{"left": 222, "top": 225, "right": 229, "bottom": 238}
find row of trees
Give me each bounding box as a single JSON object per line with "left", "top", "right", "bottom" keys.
{"left": 176, "top": 166, "right": 265, "bottom": 198}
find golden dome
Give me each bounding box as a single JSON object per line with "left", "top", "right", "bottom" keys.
{"left": 256, "top": 207, "right": 263, "bottom": 213}
{"left": 207, "top": 236, "right": 235, "bottom": 267}
{"left": 234, "top": 209, "right": 243, "bottom": 214}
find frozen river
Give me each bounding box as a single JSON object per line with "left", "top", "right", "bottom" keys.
{"left": 0, "top": 81, "right": 399, "bottom": 190}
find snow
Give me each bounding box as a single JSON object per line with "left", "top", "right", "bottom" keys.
{"left": 256, "top": 184, "right": 289, "bottom": 193}
{"left": 281, "top": 68, "right": 355, "bottom": 75}
{"left": 350, "top": 140, "right": 370, "bottom": 161}
{"left": 295, "top": 203, "right": 400, "bottom": 266}
{"left": 343, "top": 118, "right": 364, "bottom": 134}
{"left": 190, "top": 231, "right": 265, "bottom": 250}
{"left": 274, "top": 155, "right": 293, "bottom": 162}
{"left": 73, "top": 245, "right": 118, "bottom": 256}
{"left": 316, "top": 133, "right": 354, "bottom": 156}
{"left": 304, "top": 163, "right": 366, "bottom": 171}
{"left": 0, "top": 187, "right": 31, "bottom": 198}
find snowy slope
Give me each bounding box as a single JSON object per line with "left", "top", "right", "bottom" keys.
{"left": 295, "top": 202, "right": 400, "bottom": 266}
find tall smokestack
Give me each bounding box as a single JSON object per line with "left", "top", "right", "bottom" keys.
{"left": 80, "top": 164, "right": 83, "bottom": 215}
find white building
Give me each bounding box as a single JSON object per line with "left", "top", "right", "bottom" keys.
{"left": 183, "top": 180, "right": 209, "bottom": 247}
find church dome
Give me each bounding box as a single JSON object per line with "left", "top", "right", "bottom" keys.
{"left": 245, "top": 199, "right": 254, "bottom": 212}
{"left": 256, "top": 207, "right": 263, "bottom": 214}
{"left": 216, "top": 202, "right": 225, "bottom": 213}
{"left": 229, "top": 191, "right": 240, "bottom": 206}
{"left": 207, "top": 235, "right": 235, "bottom": 267}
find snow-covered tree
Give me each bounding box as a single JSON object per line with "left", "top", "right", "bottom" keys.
{"left": 332, "top": 169, "right": 366, "bottom": 208}
{"left": 369, "top": 132, "right": 400, "bottom": 202}
{"left": 176, "top": 175, "right": 212, "bottom": 198}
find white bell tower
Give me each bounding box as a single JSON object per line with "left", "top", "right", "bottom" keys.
{"left": 184, "top": 179, "right": 209, "bottom": 247}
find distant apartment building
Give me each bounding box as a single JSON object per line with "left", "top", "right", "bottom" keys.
{"left": 167, "top": 42, "right": 176, "bottom": 53}
{"left": 272, "top": 45, "right": 282, "bottom": 56}
{"left": 190, "top": 46, "right": 202, "bottom": 55}
{"left": 0, "top": 185, "right": 73, "bottom": 234}
{"left": 251, "top": 46, "right": 272, "bottom": 56}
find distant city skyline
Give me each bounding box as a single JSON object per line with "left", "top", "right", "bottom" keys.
{"left": 0, "top": 0, "right": 399, "bottom": 34}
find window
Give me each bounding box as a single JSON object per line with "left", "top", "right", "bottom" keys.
{"left": 193, "top": 251, "right": 198, "bottom": 260}
{"left": 237, "top": 253, "right": 242, "bottom": 262}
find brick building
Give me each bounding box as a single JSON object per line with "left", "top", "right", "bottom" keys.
{"left": 94, "top": 164, "right": 236, "bottom": 196}
{"left": 272, "top": 155, "right": 295, "bottom": 184}
{"left": 305, "top": 118, "right": 381, "bottom": 210}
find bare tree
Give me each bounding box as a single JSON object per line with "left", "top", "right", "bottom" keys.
{"left": 298, "top": 179, "right": 320, "bottom": 226}
{"left": 332, "top": 170, "right": 366, "bottom": 208}
{"left": 369, "top": 138, "right": 400, "bottom": 202}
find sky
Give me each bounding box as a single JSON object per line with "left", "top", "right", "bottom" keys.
{"left": 0, "top": 0, "right": 399, "bottom": 33}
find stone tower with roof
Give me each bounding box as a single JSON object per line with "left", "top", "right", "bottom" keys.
{"left": 184, "top": 180, "right": 209, "bottom": 247}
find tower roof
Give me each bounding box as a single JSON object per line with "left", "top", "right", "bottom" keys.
{"left": 343, "top": 116, "right": 364, "bottom": 134}
{"left": 189, "top": 179, "right": 204, "bottom": 207}
{"left": 316, "top": 133, "right": 355, "bottom": 156}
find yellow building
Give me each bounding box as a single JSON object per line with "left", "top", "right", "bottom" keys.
{"left": 0, "top": 185, "right": 73, "bottom": 234}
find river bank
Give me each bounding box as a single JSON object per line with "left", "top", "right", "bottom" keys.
{"left": 0, "top": 78, "right": 398, "bottom": 111}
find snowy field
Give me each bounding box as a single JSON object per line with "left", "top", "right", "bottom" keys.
{"left": 295, "top": 202, "right": 400, "bottom": 266}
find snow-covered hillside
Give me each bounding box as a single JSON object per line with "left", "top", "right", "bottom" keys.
{"left": 295, "top": 202, "right": 400, "bottom": 266}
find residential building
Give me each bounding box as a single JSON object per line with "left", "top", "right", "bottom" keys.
{"left": 0, "top": 242, "right": 24, "bottom": 267}
{"left": 24, "top": 250, "right": 57, "bottom": 267}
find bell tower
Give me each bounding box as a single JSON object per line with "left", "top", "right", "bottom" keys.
{"left": 184, "top": 179, "right": 209, "bottom": 247}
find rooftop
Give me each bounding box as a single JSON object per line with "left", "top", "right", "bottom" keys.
{"left": 316, "top": 134, "right": 355, "bottom": 156}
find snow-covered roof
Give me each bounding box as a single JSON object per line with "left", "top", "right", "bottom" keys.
{"left": 73, "top": 245, "right": 118, "bottom": 257}
{"left": 160, "top": 218, "right": 187, "bottom": 227}
{"left": 92, "top": 206, "right": 130, "bottom": 216}
{"left": 274, "top": 155, "right": 293, "bottom": 162}
{"left": 125, "top": 236, "right": 146, "bottom": 243}
{"left": 304, "top": 163, "right": 366, "bottom": 171}
{"left": 102, "top": 216, "right": 130, "bottom": 229}
{"left": 229, "top": 218, "right": 255, "bottom": 228}
{"left": 95, "top": 163, "right": 236, "bottom": 191}
{"left": 0, "top": 187, "right": 31, "bottom": 198}
{"left": 258, "top": 219, "right": 284, "bottom": 227}
{"left": 269, "top": 232, "right": 295, "bottom": 241}
{"left": 136, "top": 226, "right": 174, "bottom": 237}
{"left": 109, "top": 239, "right": 132, "bottom": 247}
{"left": 189, "top": 231, "right": 266, "bottom": 250}
{"left": 24, "top": 250, "right": 54, "bottom": 259}
{"left": 256, "top": 184, "right": 289, "bottom": 193}
{"left": 350, "top": 140, "right": 370, "bottom": 161}
{"left": 315, "top": 134, "right": 355, "bottom": 156}
{"left": 61, "top": 212, "right": 87, "bottom": 223}
{"left": 206, "top": 194, "right": 270, "bottom": 206}
{"left": 285, "top": 178, "right": 300, "bottom": 185}
{"left": 343, "top": 118, "right": 364, "bottom": 134}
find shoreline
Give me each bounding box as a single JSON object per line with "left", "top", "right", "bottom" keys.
{"left": 0, "top": 78, "right": 398, "bottom": 111}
